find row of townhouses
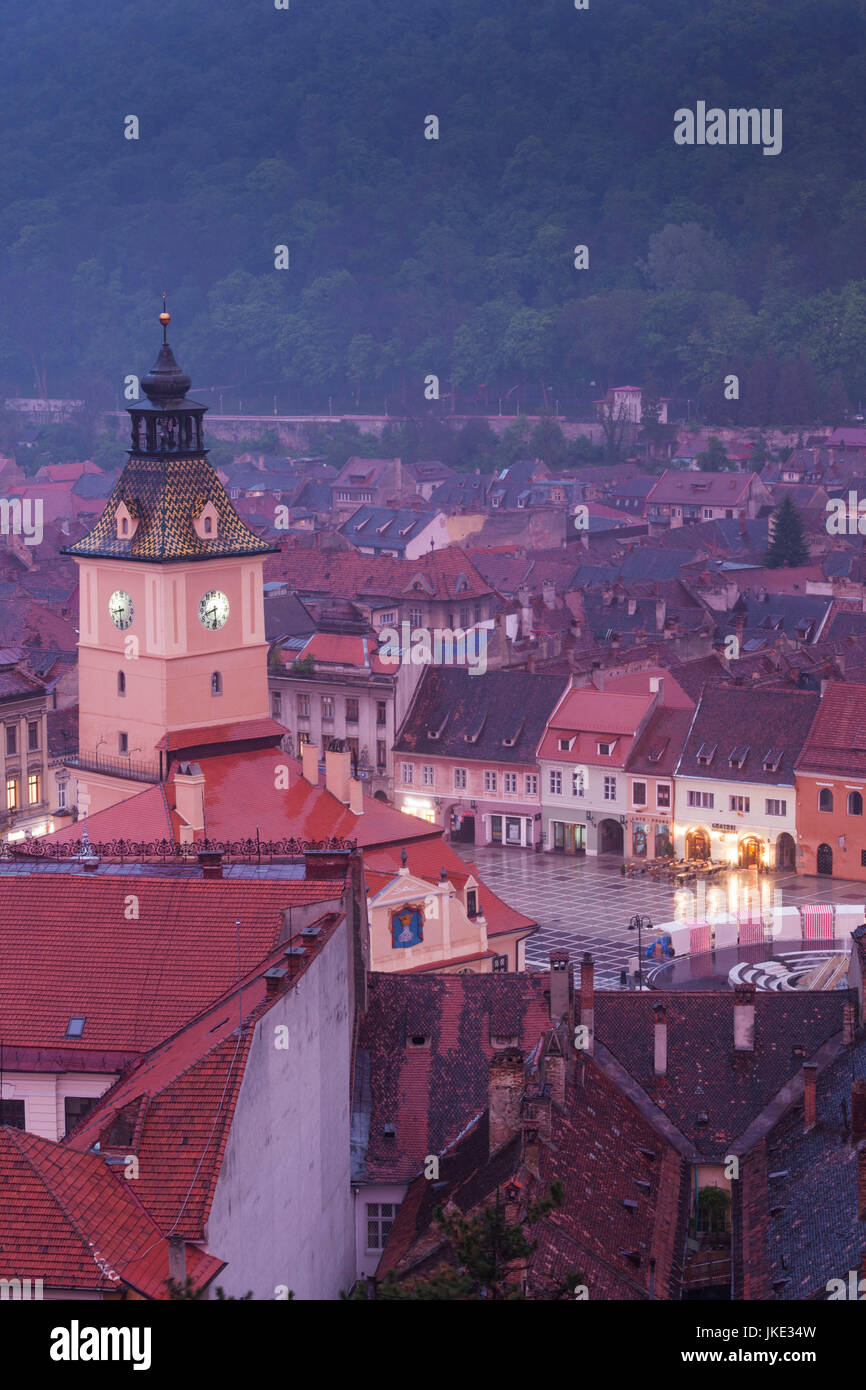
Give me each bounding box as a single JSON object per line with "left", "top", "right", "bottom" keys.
{"left": 388, "top": 664, "right": 866, "bottom": 882}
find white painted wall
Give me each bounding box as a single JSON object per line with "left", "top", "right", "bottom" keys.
{"left": 1, "top": 1071, "right": 116, "bottom": 1142}
{"left": 204, "top": 922, "right": 355, "bottom": 1301}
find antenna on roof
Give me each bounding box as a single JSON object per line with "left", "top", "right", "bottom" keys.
{"left": 236, "top": 919, "right": 243, "bottom": 1030}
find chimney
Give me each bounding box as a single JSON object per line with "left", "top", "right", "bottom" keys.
{"left": 803, "top": 1062, "right": 818, "bottom": 1131}
{"left": 548, "top": 949, "right": 573, "bottom": 1027}
{"left": 542, "top": 579, "right": 556, "bottom": 611}
{"left": 348, "top": 777, "right": 364, "bottom": 815}
{"left": 733, "top": 984, "right": 756, "bottom": 1051}
{"left": 627, "top": 596, "right": 637, "bottom": 616}
{"left": 302, "top": 741, "right": 320, "bottom": 785}
{"left": 197, "top": 850, "right": 223, "bottom": 880}
{"left": 579, "top": 952, "right": 594, "bottom": 1055}
{"left": 649, "top": 675, "right": 665, "bottom": 704}
{"left": 544, "top": 1033, "right": 567, "bottom": 1107}
{"left": 325, "top": 747, "right": 352, "bottom": 803}
{"left": 653, "top": 1004, "right": 668, "bottom": 1076}
{"left": 168, "top": 1235, "right": 186, "bottom": 1288}
{"left": 488, "top": 1049, "right": 525, "bottom": 1153}
{"left": 174, "top": 762, "right": 205, "bottom": 835}
{"left": 590, "top": 665, "right": 605, "bottom": 691}
{"left": 844, "top": 1000, "right": 856, "bottom": 1047}
{"left": 655, "top": 597, "right": 666, "bottom": 631}
{"left": 852, "top": 1079, "right": 866, "bottom": 1145}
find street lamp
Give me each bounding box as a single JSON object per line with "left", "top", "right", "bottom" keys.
{"left": 628, "top": 913, "right": 653, "bottom": 990}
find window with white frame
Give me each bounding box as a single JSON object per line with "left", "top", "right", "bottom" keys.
{"left": 633, "top": 781, "right": 647, "bottom": 806}
{"left": 657, "top": 783, "right": 671, "bottom": 808}
{"left": 366, "top": 1202, "right": 400, "bottom": 1252}
{"left": 687, "top": 790, "right": 714, "bottom": 808}
{"left": 454, "top": 767, "right": 467, "bottom": 790}
{"left": 401, "top": 763, "right": 414, "bottom": 785}
{"left": 729, "top": 795, "right": 750, "bottom": 813}
{"left": 549, "top": 769, "right": 562, "bottom": 795}
{"left": 571, "top": 769, "right": 584, "bottom": 797}
{"left": 484, "top": 770, "right": 497, "bottom": 793}
{"left": 422, "top": 764, "right": 435, "bottom": 786}
{"left": 603, "top": 775, "right": 616, "bottom": 801}
{"left": 297, "top": 693, "right": 310, "bottom": 718}
{"left": 504, "top": 772, "right": 517, "bottom": 794}
{"left": 408, "top": 607, "right": 423, "bottom": 628}
{"left": 524, "top": 773, "right": 538, "bottom": 796}
{"left": 765, "top": 798, "right": 787, "bottom": 816}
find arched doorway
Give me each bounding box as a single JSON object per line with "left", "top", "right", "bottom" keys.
{"left": 775, "top": 832, "right": 795, "bottom": 871}
{"left": 817, "top": 842, "right": 833, "bottom": 875}
{"left": 738, "top": 837, "right": 762, "bottom": 869}
{"left": 685, "top": 827, "right": 710, "bottom": 860}
{"left": 598, "top": 818, "right": 624, "bottom": 855}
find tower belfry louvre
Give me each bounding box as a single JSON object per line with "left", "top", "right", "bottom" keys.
{"left": 66, "top": 306, "right": 274, "bottom": 563}
{"left": 65, "top": 307, "right": 279, "bottom": 817}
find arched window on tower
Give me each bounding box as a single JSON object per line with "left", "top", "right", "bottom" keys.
{"left": 211, "top": 671, "right": 222, "bottom": 696}
{"left": 203, "top": 514, "right": 213, "bottom": 535}
{"left": 848, "top": 790, "right": 863, "bottom": 816}
{"left": 819, "top": 788, "right": 834, "bottom": 813}
{"left": 120, "top": 516, "right": 129, "bottom": 537}
{"left": 117, "top": 670, "right": 126, "bottom": 697}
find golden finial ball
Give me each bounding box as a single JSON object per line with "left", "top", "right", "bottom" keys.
{"left": 159, "top": 311, "right": 171, "bottom": 327}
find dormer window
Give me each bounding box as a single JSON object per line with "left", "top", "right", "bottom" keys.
{"left": 65, "top": 1016, "right": 86, "bottom": 1039}
{"left": 597, "top": 741, "right": 615, "bottom": 756}
{"left": 728, "top": 744, "right": 750, "bottom": 770}
{"left": 115, "top": 501, "right": 139, "bottom": 542}
{"left": 696, "top": 742, "right": 717, "bottom": 766}
{"left": 192, "top": 501, "right": 219, "bottom": 541}
{"left": 559, "top": 737, "right": 575, "bottom": 752}
{"left": 762, "top": 749, "right": 783, "bottom": 772}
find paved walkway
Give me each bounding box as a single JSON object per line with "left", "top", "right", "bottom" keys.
{"left": 454, "top": 845, "right": 866, "bottom": 987}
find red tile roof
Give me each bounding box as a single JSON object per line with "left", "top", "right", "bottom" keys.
{"left": 796, "top": 681, "right": 866, "bottom": 777}
{"left": 0, "top": 873, "right": 342, "bottom": 1052}
{"left": 647, "top": 470, "right": 761, "bottom": 506}
{"left": 538, "top": 689, "right": 654, "bottom": 764}
{"left": 0, "top": 1126, "right": 224, "bottom": 1297}
{"left": 66, "top": 912, "right": 343, "bottom": 1241}
{"left": 357, "top": 972, "right": 552, "bottom": 1183}
{"left": 265, "top": 546, "right": 493, "bottom": 602}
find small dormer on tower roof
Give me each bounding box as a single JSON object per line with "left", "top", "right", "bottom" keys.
{"left": 63, "top": 302, "right": 277, "bottom": 565}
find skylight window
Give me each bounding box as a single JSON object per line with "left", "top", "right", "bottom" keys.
{"left": 66, "top": 1016, "right": 86, "bottom": 1038}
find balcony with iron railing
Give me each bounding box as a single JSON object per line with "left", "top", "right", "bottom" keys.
{"left": 66, "top": 749, "right": 162, "bottom": 785}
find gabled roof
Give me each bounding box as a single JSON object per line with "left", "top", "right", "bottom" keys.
{"left": 355, "top": 972, "right": 551, "bottom": 1184}
{"left": 592, "top": 991, "right": 846, "bottom": 1155}
{"left": 0, "top": 1126, "right": 224, "bottom": 1297}
{"left": 647, "top": 470, "right": 762, "bottom": 506}
{"left": 65, "top": 911, "right": 343, "bottom": 1242}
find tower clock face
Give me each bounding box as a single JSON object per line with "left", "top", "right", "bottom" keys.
{"left": 199, "top": 589, "right": 230, "bottom": 630}
{"left": 108, "top": 590, "right": 134, "bottom": 630}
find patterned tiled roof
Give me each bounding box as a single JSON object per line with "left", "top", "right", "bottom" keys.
{"left": 64, "top": 454, "right": 276, "bottom": 563}
{"left": 356, "top": 972, "right": 552, "bottom": 1183}
{"left": 593, "top": 991, "right": 846, "bottom": 1155}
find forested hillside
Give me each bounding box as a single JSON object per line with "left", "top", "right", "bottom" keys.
{"left": 2, "top": 0, "right": 866, "bottom": 420}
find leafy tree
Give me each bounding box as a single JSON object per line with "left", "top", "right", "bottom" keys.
{"left": 696, "top": 436, "right": 731, "bottom": 472}
{"left": 376, "top": 1182, "right": 565, "bottom": 1301}
{"left": 166, "top": 1276, "right": 255, "bottom": 1300}
{"left": 765, "top": 495, "right": 809, "bottom": 568}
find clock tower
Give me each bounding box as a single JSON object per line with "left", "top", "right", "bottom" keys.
{"left": 65, "top": 307, "right": 278, "bottom": 816}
